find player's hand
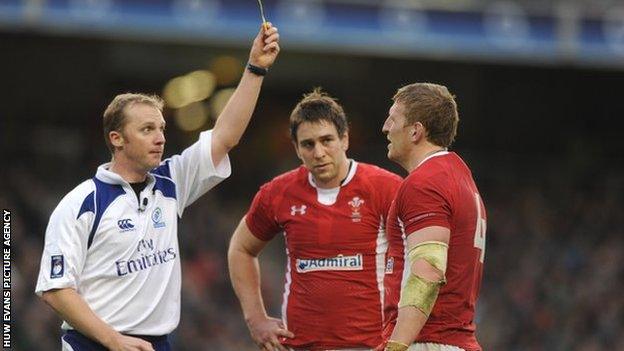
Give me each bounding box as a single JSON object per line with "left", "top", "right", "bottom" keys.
{"left": 246, "top": 315, "right": 294, "bottom": 351}
{"left": 106, "top": 334, "right": 155, "bottom": 351}
{"left": 248, "top": 22, "right": 280, "bottom": 69}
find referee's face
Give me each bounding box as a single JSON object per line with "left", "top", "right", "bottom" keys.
{"left": 118, "top": 103, "right": 166, "bottom": 172}
{"left": 295, "top": 120, "right": 349, "bottom": 189}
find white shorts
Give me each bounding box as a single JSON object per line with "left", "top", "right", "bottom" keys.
{"left": 408, "top": 343, "right": 465, "bottom": 351}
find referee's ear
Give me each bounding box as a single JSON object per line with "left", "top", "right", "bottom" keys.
{"left": 109, "top": 130, "right": 125, "bottom": 150}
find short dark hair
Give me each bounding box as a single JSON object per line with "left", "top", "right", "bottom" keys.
{"left": 102, "top": 93, "right": 164, "bottom": 154}
{"left": 393, "top": 83, "right": 459, "bottom": 148}
{"left": 289, "top": 88, "right": 348, "bottom": 142}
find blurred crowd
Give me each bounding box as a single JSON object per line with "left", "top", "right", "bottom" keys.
{"left": 3, "top": 126, "right": 622, "bottom": 350}
{"left": 475, "top": 158, "right": 624, "bottom": 350}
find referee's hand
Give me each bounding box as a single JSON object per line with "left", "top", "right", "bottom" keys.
{"left": 248, "top": 22, "right": 280, "bottom": 70}
{"left": 108, "top": 334, "right": 155, "bottom": 351}
{"left": 246, "top": 315, "right": 294, "bottom": 351}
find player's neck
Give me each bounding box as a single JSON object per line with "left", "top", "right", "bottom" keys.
{"left": 407, "top": 143, "right": 446, "bottom": 172}
{"left": 109, "top": 155, "right": 148, "bottom": 183}
{"left": 313, "top": 158, "right": 351, "bottom": 189}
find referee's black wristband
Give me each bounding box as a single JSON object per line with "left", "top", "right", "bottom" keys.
{"left": 247, "top": 63, "right": 268, "bottom": 76}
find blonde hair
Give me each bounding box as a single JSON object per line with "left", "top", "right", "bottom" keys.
{"left": 393, "top": 83, "right": 459, "bottom": 148}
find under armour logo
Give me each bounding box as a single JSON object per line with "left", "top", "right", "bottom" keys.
{"left": 290, "top": 205, "right": 307, "bottom": 216}
{"left": 117, "top": 218, "right": 135, "bottom": 230}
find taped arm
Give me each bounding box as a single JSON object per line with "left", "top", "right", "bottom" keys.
{"left": 386, "top": 226, "right": 450, "bottom": 350}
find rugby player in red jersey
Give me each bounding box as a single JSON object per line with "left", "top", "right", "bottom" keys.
{"left": 380, "top": 83, "right": 486, "bottom": 351}
{"left": 228, "top": 89, "right": 402, "bottom": 351}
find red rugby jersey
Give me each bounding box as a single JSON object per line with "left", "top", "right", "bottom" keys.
{"left": 383, "top": 151, "right": 486, "bottom": 351}
{"left": 246, "top": 161, "right": 402, "bottom": 350}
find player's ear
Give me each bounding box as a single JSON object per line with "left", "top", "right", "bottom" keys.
{"left": 340, "top": 132, "right": 349, "bottom": 151}
{"left": 412, "top": 122, "right": 425, "bottom": 143}
{"left": 292, "top": 141, "right": 303, "bottom": 160}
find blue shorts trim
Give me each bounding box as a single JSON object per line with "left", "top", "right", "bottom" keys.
{"left": 63, "top": 330, "right": 171, "bottom": 351}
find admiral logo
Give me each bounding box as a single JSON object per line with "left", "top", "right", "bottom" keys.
{"left": 290, "top": 205, "right": 307, "bottom": 216}
{"left": 117, "top": 218, "right": 135, "bottom": 232}
{"left": 151, "top": 207, "right": 166, "bottom": 228}
{"left": 296, "top": 253, "right": 363, "bottom": 273}
{"left": 50, "top": 255, "right": 64, "bottom": 278}
{"left": 348, "top": 196, "right": 365, "bottom": 222}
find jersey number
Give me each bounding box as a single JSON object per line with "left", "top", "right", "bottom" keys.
{"left": 473, "top": 193, "right": 486, "bottom": 263}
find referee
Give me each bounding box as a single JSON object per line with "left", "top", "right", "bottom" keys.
{"left": 34, "top": 24, "right": 280, "bottom": 351}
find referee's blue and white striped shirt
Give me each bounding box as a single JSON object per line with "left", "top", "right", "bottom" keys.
{"left": 35, "top": 130, "right": 231, "bottom": 335}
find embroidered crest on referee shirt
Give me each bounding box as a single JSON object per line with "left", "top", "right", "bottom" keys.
{"left": 152, "top": 207, "right": 166, "bottom": 228}
{"left": 348, "top": 196, "right": 364, "bottom": 222}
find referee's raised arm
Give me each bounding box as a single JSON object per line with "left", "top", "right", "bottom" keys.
{"left": 210, "top": 23, "right": 280, "bottom": 166}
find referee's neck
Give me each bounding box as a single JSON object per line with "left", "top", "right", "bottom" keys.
{"left": 109, "top": 158, "right": 149, "bottom": 183}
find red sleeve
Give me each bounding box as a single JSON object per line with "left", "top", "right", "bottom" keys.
{"left": 398, "top": 175, "right": 451, "bottom": 236}
{"left": 245, "top": 182, "right": 281, "bottom": 241}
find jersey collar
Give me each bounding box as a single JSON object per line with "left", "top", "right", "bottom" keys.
{"left": 307, "top": 159, "right": 358, "bottom": 189}
{"left": 95, "top": 162, "right": 156, "bottom": 188}
{"left": 415, "top": 150, "right": 449, "bottom": 169}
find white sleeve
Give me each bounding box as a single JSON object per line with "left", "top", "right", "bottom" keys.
{"left": 168, "top": 130, "right": 231, "bottom": 216}
{"left": 35, "top": 193, "right": 91, "bottom": 296}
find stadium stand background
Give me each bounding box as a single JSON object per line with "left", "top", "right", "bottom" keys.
{"left": 2, "top": 0, "right": 623, "bottom": 350}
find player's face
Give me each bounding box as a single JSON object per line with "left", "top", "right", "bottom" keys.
{"left": 115, "top": 104, "right": 166, "bottom": 172}
{"left": 295, "top": 120, "right": 349, "bottom": 188}
{"left": 382, "top": 102, "right": 414, "bottom": 165}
